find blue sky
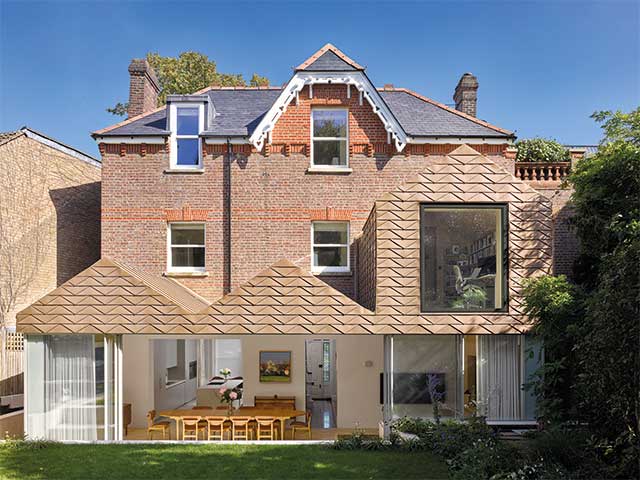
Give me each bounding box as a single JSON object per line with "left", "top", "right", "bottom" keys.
{"left": 1, "top": 1, "right": 638, "bottom": 157}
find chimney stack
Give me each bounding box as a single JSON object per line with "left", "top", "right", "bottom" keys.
{"left": 453, "top": 73, "right": 478, "bottom": 117}
{"left": 127, "top": 59, "right": 160, "bottom": 118}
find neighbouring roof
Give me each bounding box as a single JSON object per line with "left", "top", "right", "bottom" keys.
{"left": 565, "top": 145, "right": 599, "bottom": 156}
{"left": 0, "top": 127, "right": 100, "bottom": 166}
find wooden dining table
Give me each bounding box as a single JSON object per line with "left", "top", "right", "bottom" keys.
{"left": 159, "top": 407, "right": 307, "bottom": 440}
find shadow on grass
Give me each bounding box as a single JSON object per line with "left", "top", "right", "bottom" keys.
{"left": 0, "top": 443, "right": 449, "bottom": 480}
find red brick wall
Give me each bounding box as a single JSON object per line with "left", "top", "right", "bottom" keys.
{"left": 538, "top": 188, "right": 578, "bottom": 278}
{"left": 100, "top": 84, "right": 512, "bottom": 302}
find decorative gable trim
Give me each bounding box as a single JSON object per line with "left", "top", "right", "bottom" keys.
{"left": 249, "top": 71, "right": 408, "bottom": 152}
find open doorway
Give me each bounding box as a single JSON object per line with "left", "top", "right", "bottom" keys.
{"left": 305, "top": 339, "right": 337, "bottom": 429}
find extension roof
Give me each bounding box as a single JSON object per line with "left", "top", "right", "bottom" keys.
{"left": 94, "top": 44, "right": 513, "bottom": 140}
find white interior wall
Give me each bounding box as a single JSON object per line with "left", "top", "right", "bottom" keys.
{"left": 123, "top": 334, "right": 383, "bottom": 430}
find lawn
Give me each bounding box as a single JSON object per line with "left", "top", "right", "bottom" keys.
{"left": 0, "top": 443, "right": 450, "bottom": 480}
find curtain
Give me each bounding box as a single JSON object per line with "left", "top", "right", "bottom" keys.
{"left": 198, "top": 339, "right": 215, "bottom": 386}
{"left": 27, "top": 335, "right": 98, "bottom": 441}
{"left": 477, "top": 335, "right": 522, "bottom": 420}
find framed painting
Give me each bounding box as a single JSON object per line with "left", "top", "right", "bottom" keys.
{"left": 259, "top": 350, "right": 291, "bottom": 383}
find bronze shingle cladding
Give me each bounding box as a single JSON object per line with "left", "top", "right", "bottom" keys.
{"left": 17, "top": 146, "right": 552, "bottom": 335}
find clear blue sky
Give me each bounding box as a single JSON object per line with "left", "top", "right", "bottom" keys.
{"left": 1, "top": 1, "right": 638, "bottom": 157}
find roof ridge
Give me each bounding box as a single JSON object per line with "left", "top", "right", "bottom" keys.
{"left": 381, "top": 87, "right": 513, "bottom": 137}
{"left": 109, "top": 257, "right": 210, "bottom": 313}
{"left": 295, "top": 43, "right": 364, "bottom": 71}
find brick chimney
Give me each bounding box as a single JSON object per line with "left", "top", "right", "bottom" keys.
{"left": 453, "top": 73, "right": 478, "bottom": 117}
{"left": 127, "top": 59, "right": 160, "bottom": 118}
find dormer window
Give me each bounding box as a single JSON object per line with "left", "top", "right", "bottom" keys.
{"left": 169, "top": 103, "right": 204, "bottom": 170}
{"left": 311, "top": 109, "right": 348, "bottom": 168}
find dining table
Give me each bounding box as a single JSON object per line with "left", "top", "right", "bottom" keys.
{"left": 159, "top": 407, "right": 307, "bottom": 440}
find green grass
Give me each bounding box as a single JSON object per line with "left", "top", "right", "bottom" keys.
{"left": 0, "top": 443, "right": 449, "bottom": 480}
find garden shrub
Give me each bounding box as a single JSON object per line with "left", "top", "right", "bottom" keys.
{"left": 515, "top": 138, "right": 571, "bottom": 163}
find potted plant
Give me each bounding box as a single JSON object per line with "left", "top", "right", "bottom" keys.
{"left": 218, "top": 385, "right": 242, "bottom": 414}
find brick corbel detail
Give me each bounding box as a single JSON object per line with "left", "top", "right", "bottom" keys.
{"left": 309, "top": 207, "right": 353, "bottom": 221}
{"left": 165, "top": 205, "right": 208, "bottom": 222}
{"left": 100, "top": 143, "right": 167, "bottom": 156}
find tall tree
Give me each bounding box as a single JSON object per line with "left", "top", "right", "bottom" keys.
{"left": 107, "top": 52, "right": 269, "bottom": 115}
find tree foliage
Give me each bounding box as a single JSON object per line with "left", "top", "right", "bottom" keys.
{"left": 515, "top": 137, "right": 571, "bottom": 163}
{"left": 107, "top": 51, "right": 269, "bottom": 115}
{"left": 523, "top": 108, "right": 640, "bottom": 478}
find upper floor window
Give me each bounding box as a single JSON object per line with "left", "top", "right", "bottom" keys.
{"left": 170, "top": 104, "right": 203, "bottom": 169}
{"left": 168, "top": 223, "right": 205, "bottom": 272}
{"left": 420, "top": 205, "right": 507, "bottom": 312}
{"left": 311, "top": 109, "right": 348, "bottom": 168}
{"left": 311, "top": 221, "right": 350, "bottom": 273}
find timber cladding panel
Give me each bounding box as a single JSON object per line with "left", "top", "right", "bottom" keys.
{"left": 372, "top": 144, "right": 553, "bottom": 333}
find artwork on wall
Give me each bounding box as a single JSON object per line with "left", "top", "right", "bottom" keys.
{"left": 259, "top": 351, "right": 292, "bottom": 383}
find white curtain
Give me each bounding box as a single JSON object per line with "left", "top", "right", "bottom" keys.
{"left": 27, "top": 335, "right": 98, "bottom": 441}
{"left": 477, "top": 335, "right": 522, "bottom": 420}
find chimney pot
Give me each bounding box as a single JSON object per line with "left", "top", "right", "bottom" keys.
{"left": 127, "top": 59, "right": 160, "bottom": 118}
{"left": 383, "top": 84, "right": 394, "bottom": 90}
{"left": 453, "top": 73, "right": 479, "bottom": 117}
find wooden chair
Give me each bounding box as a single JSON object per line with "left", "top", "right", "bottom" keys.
{"left": 290, "top": 411, "right": 312, "bottom": 440}
{"left": 204, "top": 416, "right": 230, "bottom": 441}
{"left": 230, "top": 416, "right": 252, "bottom": 440}
{"left": 146, "top": 410, "right": 170, "bottom": 440}
{"left": 192, "top": 406, "right": 212, "bottom": 439}
{"left": 255, "top": 416, "right": 278, "bottom": 441}
{"left": 181, "top": 416, "right": 202, "bottom": 441}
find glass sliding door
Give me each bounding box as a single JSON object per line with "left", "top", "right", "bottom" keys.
{"left": 25, "top": 334, "right": 122, "bottom": 441}
{"left": 389, "top": 335, "right": 460, "bottom": 420}
{"left": 384, "top": 334, "right": 537, "bottom": 424}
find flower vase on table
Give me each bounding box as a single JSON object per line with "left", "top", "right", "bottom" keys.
{"left": 218, "top": 384, "right": 241, "bottom": 416}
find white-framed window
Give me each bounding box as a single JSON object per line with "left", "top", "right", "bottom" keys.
{"left": 311, "top": 108, "right": 348, "bottom": 168}
{"left": 311, "top": 221, "right": 350, "bottom": 273}
{"left": 169, "top": 103, "right": 204, "bottom": 169}
{"left": 167, "top": 223, "right": 205, "bottom": 272}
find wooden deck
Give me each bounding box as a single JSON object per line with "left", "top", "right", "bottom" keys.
{"left": 125, "top": 426, "right": 379, "bottom": 442}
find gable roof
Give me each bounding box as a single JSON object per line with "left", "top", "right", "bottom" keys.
{"left": 295, "top": 43, "right": 364, "bottom": 71}
{"left": 1, "top": 127, "right": 100, "bottom": 166}
{"left": 94, "top": 45, "right": 513, "bottom": 142}
{"left": 16, "top": 258, "right": 209, "bottom": 334}
{"left": 201, "top": 259, "right": 376, "bottom": 335}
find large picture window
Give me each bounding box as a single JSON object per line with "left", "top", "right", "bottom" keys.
{"left": 168, "top": 223, "right": 205, "bottom": 272}
{"left": 311, "top": 221, "right": 350, "bottom": 273}
{"left": 311, "top": 109, "right": 348, "bottom": 168}
{"left": 420, "top": 205, "right": 507, "bottom": 312}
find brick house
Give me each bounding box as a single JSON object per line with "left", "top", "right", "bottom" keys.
{"left": 0, "top": 127, "right": 100, "bottom": 410}
{"left": 17, "top": 44, "right": 579, "bottom": 441}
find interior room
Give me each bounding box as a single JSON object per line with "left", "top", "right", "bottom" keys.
{"left": 121, "top": 335, "right": 382, "bottom": 440}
